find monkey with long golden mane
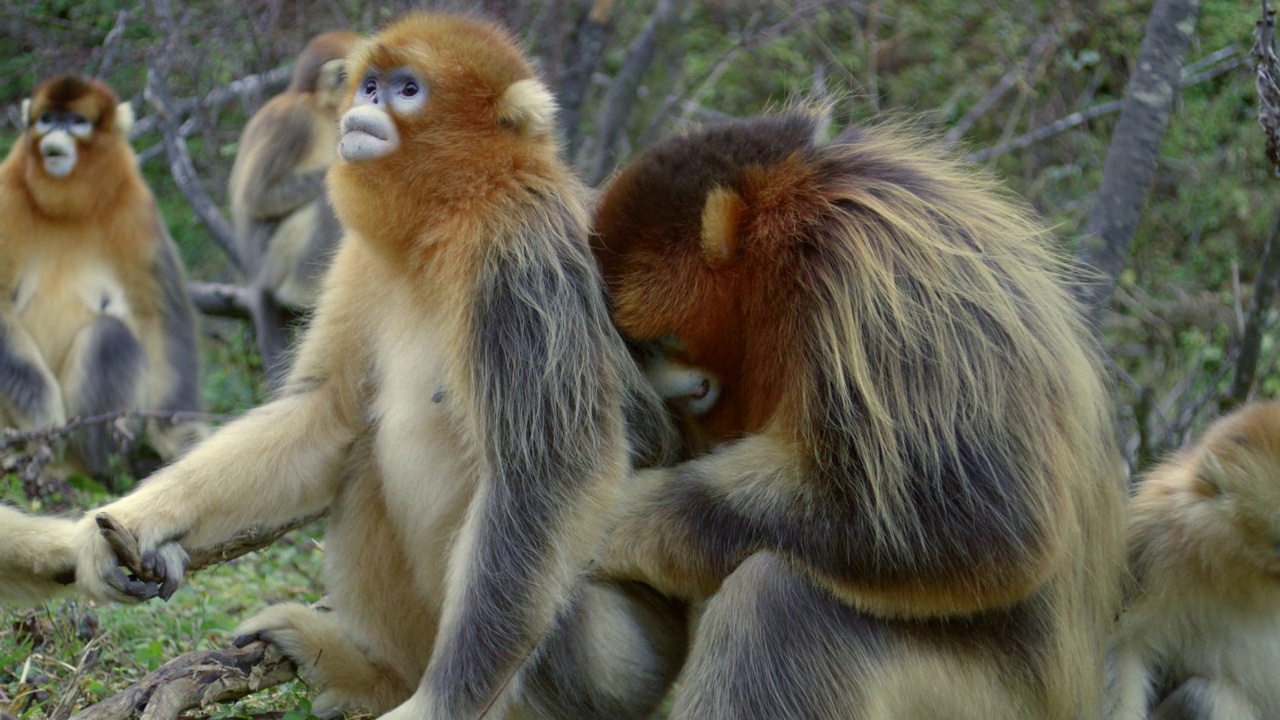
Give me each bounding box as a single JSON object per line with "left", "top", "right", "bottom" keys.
{"left": 591, "top": 112, "right": 1125, "bottom": 718}
{"left": 71, "top": 13, "right": 685, "bottom": 719}
{"left": 1109, "top": 401, "right": 1280, "bottom": 720}
{"left": 0, "top": 75, "right": 205, "bottom": 479}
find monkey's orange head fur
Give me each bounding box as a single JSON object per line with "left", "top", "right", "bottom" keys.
{"left": 7, "top": 75, "right": 138, "bottom": 218}
{"left": 595, "top": 110, "right": 1109, "bottom": 480}
{"left": 25, "top": 76, "right": 124, "bottom": 138}
{"left": 1145, "top": 402, "right": 1280, "bottom": 581}
{"left": 328, "top": 13, "right": 560, "bottom": 257}
{"left": 594, "top": 114, "right": 827, "bottom": 441}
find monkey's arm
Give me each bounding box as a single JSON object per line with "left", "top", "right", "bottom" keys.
{"left": 414, "top": 225, "right": 626, "bottom": 718}
{"left": 73, "top": 242, "right": 372, "bottom": 603}
{"left": 0, "top": 506, "right": 82, "bottom": 604}
{"left": 252, "top": 169, "right": 328, "bottom": 220}
{"left": 1106, "top": 643, "right": 1155, "bottom": 720}
{"left": 237, "top": 101, "right": 327, "bottom": 221}
{"left": 598, "top": 431, "right": 1064, "bottom": 617}
{"left": 0, "top": 314, "right": 67, "bottom": 428}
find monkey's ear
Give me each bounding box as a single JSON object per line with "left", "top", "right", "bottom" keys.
{"left": 20, "top": 99, "right": 31, "bottom": 130}
{"left": 1193, "top": 451, "right": 1227, "bottom": 498}
{"left": 114, "top": 102, "right": 135, "bottom": 136}
{"left": 499, "top": 79, "right": 556, "bottom": 136}
{"left": 700, "top": 187, "right": 745, "bottom": 267}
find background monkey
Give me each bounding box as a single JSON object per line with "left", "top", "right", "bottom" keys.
{"left": 75, "top": 13, "right": 684, "bottom": 719}
{"left": 590, "top": 112, "right": 1125, "bottom": 719}
{"left": 228, "top": 31, "right": 358, "bottom": 384}
{"left": 1108, "top": 401, "right": 1280, "bottom": 720}
{"left": 0, "top": 75, "right": 205, "bottom": 479}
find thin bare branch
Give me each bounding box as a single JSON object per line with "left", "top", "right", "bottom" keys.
{"left": 1073, "top": 0, "right": 1203, "bottom": 320}
{"left": 127, "top": 65, "right": 292, "bottom": 141}
{"left": 1219, "top": 3, "right": 1280, "bottom": 410}
{"left": 586, "top": 0, "right": 678, "bottom": 185}
{"left": 967, "top": 47, "right": 1244, "bottom": 164}
{"left": 95, "top": 509, "right": 324, "bottom": 576}
{"left": 944, "top": 32, "right": 1056, "bottom": 148}
{"left": 144, "top": 66, "right": 242, "bottom": 270}
{"left": 1224, "top": 213, "right": 1280, "bottom": 409}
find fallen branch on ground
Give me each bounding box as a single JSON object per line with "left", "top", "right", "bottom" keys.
{"left": 67, "top": 642, "right": 296, "bottom": 720}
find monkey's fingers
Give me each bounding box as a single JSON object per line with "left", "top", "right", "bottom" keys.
{"left": 96, "top": 512, "right": 181, "bottom": 601}
{"left": 142, "top": 542, "right": 190, "bottom": 601}
{"left": 96, "top": 512, "right": 147, "bottom": 578}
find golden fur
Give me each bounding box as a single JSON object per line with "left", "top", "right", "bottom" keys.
{"left": 0, "top": 75, "right": 204, "bottom": 477}
{"left": 1108, "top": 401, "right": 1280, "bottom": 720}
{"left": 0, "top": 506, "right": 77, "bottom": 604}
{"left": 592, "top": 112, "right": 1124, "bottom": 718}
{"left": 228, "top": 31, "right": 359, "bottom": 382}
{"left": 74, "top": 13, "right": 683, "bottom": 719}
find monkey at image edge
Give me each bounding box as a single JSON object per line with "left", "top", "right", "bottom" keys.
{"left": 0, "top": 75, "right": 207, "bottom": 606}
{"left": 1108, "top": 400, "right": 1280, "bottom": 720}
{"left": 68, "top": 11, "right": 689, "bottom": 720}
{"left": 0, "top": 75, "right": 206, "bottom": 479}
{"left": 588, "top": 110, "right": 1125, "bottom": 719}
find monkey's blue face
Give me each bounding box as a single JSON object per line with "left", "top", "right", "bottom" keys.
{"left": 31, "top": 109, "right": 93, "bottom": 178}
{"left": 339, "top": 66, "right": 427, "bottom": 163}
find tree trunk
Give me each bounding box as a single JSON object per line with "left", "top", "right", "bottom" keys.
{"left": 1074, "top": 0, "right": 1203, "bottom": 322}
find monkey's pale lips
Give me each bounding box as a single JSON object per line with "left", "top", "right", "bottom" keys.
{"left": 339, "top": 105, "right": 399, "bottom": 162}
{"left": 39, "top": 132, "right": 77, "bottom": 177}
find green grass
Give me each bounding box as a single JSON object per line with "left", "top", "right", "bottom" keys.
{"left": 1, "top": 521, "right": 326, "bottom": 719}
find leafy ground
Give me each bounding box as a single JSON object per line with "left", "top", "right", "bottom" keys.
{"left": 1, "top": 519, "right": 326, "bottom": 718}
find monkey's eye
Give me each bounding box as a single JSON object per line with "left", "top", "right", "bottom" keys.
{"left": 359, "top": 75, "right": 379, "bottom": 102}
{"left": 69, "top": 115, "right": 93, "bottom": 138}
{"left": 388, "top": 69, "right": 427, "bottom": 114}
{"left": 34, "top": 112, "right": 56, "bottom": 134}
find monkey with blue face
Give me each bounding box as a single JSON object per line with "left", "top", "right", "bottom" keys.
{"left": 72, "top": 14, "right": 685, "bottom": 720}
{"left": 0, "top": 75, "right": 205, "bottom": 480}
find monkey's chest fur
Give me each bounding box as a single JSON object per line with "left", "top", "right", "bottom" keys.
{"left": 365, "top": 292, "right": 478, "bottom": 616}
{"left": 13, "top": 249, "right": 134, "bottom": 372}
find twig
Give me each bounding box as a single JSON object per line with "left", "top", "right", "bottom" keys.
{"left": 560, "top": 0, "right": 615, "bottom": 156}
{"left": 586, "top": 0, "right": 679, "bottom": 185}
{"left": 1073, "top": 0, "right": 1203, "bottom": 322}
{"left": 95, "top": 510, "right": 325, "bottom": 576}
{"left": 96, "top": 10, "right": 129, "bottom": 79}
{"left": 1223, "top": 1, "right": 1280, "bottom": 410}
{"left": 67, "top": 642, "right": 296, "bottom": 720}
{"left": 944, "top": 32, "right": 1056, "bottom": 147}
{"left": 967, "top": 46, "right": 1242, "bottom": 163}
{"left": 144, "top": 66, "right": 242, "bottom": 270}
{"left": 126, "top": 66, "right": 292, "bottom": 141}
{"left": 1224, "top": 213, "right": 1280, "bottom": 409}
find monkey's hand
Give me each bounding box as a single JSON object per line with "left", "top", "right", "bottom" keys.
{"left": 73, "top": 511, "right": 188, "bottom": 603}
